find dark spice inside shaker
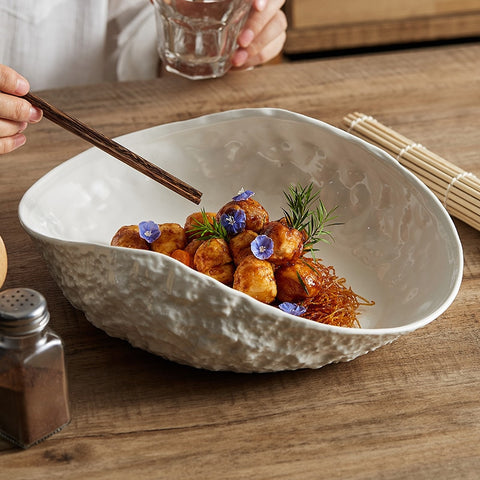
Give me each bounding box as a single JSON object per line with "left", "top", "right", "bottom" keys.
{"left": 0, "top": 288, "right": 70, "bottom": 448}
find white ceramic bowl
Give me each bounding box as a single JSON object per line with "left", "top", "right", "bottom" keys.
{"left": 19, "top": 109, "right": 463, "bottom": 372}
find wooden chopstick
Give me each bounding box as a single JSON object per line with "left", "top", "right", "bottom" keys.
{"left": 343, "top": 112, "right": 480, "bottom": 232}
{"left": 24, "top": 92, "right": 202, "bottom": 205}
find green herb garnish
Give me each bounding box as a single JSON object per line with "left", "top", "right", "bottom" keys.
{"left": 282, "top": 183, "right": 340, "bottom": 253}
{"left": 296, "top": 270, "right": 310, "bottom": 295}
{"left": 187, "top": 208, "right": 229, "bottom": 241}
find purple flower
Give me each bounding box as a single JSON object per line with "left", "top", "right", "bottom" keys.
{"left": 233, "top": 188, "right": 255, "bottom": 202}
{"left": 138, "top": 221, "right": 161, "bottom": 243}
{"left": 279, "top": 302, "right": 307, "bottom": 316}
{"left": 220, "top": 209, "right": 246, "bottom": 235}
{"left": 250, "top": 235, "right": 274, "bottom": 260}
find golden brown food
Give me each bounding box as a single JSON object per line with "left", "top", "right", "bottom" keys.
{"left": 204, "top": 263, "right": 235, "bottom": 285}
{"left": 233, "top": 256, "right": 277, "bottom": 304}
{"left": 184, "top": 238, "right": 204, "bottom": 257}
{"left": 229, "top": 230, "right": 258, "bottom": 265}
{"left": 217, "top": 198, "right": 269, "bottom": 233}
{"left": 151, "top": 223, "right": 187, "bottom": 255}
{"left": 275, "top": 259, "right": 323, "bottom": 303}
{"left": 110, "top": 184, "right": 371, "bottom": 328}
{"left": 184, "top": 211, "right": 216, "bottom": 241}
{"left": 194, "top": 238, "right": 234, "bottom": 285}
{"left": 299, "top": 264, "right": 374, "bottom": 327}
{"left": 278, "top": 216, "right": 309, "bottom": 244}
{"left": 261, "top": 221, "right": 303, "bottom": 265}
{"left": 171, "top": 249, "right": 193, "bottom": 267}
{"left": 111, "top": 225, "right": 149, "bottom": 250}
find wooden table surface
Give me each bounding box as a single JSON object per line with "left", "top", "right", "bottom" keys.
{"left": 1, "top": 43, "right": 479, "bottom": 479}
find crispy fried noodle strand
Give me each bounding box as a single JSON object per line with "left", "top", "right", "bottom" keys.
{"left": 299, "top": 262, "right": 374, "bottom": 328}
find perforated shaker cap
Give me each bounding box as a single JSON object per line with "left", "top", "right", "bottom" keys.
{"left": 0, "top": 288, "right": 50, "bottom": 335}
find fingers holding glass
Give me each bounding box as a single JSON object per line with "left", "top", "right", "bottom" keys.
{"left": 233, "top": 0, "right": 287, "bottom": 68}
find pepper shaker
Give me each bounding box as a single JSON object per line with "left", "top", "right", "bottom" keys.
{"left": 0, "top": 288, "right": 70, "bottom": 448}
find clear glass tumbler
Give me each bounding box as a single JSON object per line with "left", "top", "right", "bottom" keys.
{"left": 153, "top": 0, "right": 253, "bottom": 80}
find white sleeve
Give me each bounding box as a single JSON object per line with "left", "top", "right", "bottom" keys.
{"left": 0, "top": 0, "right": 159, "bottom": 90}
{"left": 108, "top": 0, "right": 159, "bottom": 82}
{"left": 0, "top": 0, "right": 110, "bottom": 89}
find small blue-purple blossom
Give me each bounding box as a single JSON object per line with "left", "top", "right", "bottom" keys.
{"left": 279, "top": 302, "right": 307, "bottom": 316}
{"left": 233, "top": 188, "right": 255, "bottom": 202}
{"left": 250, "top": 235, "right": 274, "bottom": 260}
{"left": 220, "top": 209, "right": 246, "bottom": 235}
{"left": 138, "top": 221, "right": 161, "bottom": 243}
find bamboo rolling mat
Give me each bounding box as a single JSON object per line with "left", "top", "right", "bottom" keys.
{"left": 343, "top": 112, "right": 480, "bottom": 232}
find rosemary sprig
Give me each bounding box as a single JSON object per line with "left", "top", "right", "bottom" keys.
{"left": 282, "top": 183, "right": 340, "bottom": 253}
{"left": 296, "top": 271, "right": 310, "bottom": 295}
{"left": 187, "top": 208, "right": 229, "bottom": 241}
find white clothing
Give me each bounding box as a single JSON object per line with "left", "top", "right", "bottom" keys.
{"left": 0, "top": 0, "right": 159, "bottom": 90}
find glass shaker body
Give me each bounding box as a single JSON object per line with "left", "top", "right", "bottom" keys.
{"left": 0, "top": 288, "right": 70, "bottom": 448}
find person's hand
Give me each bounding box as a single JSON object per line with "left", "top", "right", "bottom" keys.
{"left": 0, "top": 65, "right": 42, "bottom": 154}
{"left": 232, "top": 0, "right": 287, "bottom": 69}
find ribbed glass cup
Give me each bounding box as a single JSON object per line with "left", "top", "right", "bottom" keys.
{"left": 153, "top": 0, "right": 253, "bottom": 79}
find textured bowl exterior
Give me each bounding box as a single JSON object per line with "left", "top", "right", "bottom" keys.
{"left": 32, "top": 237, "right": 401, "bottom": 372}
{"left": 19, "top": 109, "right": 463, "bottom": 372}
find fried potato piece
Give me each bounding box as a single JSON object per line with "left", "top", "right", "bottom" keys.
{"left": 184, "top": 211, "right": 216, "bottom": 242}
{"left": 229, "top": 230, "right": 258, "bottom": 265}
{"left": 217, "top": 198, "right": 269, "bottom": 233}
{"left": 185, "top": 238, "right": 204, "bottom": 257}
{"left": 233, "top": 255, "right": 277, "bottom": 304}
{"left": 261, "top": 221, "right": 303, "bottom": 265}
{"left": 151, "top": 223, "right": 187, "bottom": 255}
{"left": 204, "top": 263, "right": 235, "bottom": 285}
{"left": 194, "top": 238, "right": 234, "bottom": 285}
{"left": 111, "top": 225, "right": 149, "bottom": 250}
{"left": 278, "top": 216, "right": 309, "bottom": 244}
{"left": 275, "top": 259, "right": 323, "bottom": 303}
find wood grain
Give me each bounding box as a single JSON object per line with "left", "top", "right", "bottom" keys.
{"left": 286, "top": 0, "right": 480, "bottom": 29}
{"left": 284, "top": 0, "right": 480, "bottom": 54}
{"left": 0, "top": 44, "right": 479, "bottom": 479}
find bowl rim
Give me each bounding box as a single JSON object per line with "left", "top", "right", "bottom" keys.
{"left": 18, "top": 107, "right": 464, "bottom": 336}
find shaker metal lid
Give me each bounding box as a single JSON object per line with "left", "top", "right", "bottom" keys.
{"left": 0, "top": 288, "right": 50, "bottom": 335}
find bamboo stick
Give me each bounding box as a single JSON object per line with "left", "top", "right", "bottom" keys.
{"left": 343, "top": 112, "right": 480, "bottom": 231}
